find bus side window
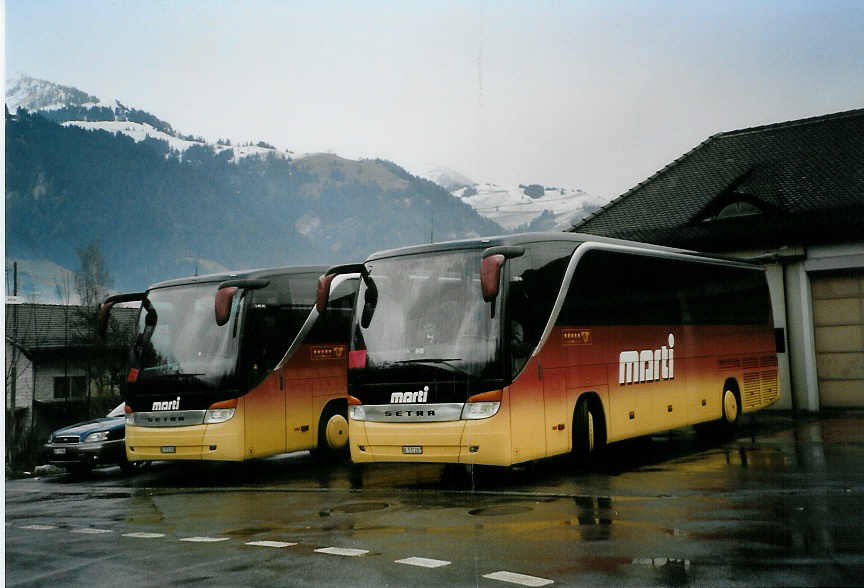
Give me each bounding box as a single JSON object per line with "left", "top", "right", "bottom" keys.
{"left": 307, "top": 286, "right": 357, "bottom": 345}
{"left": 508, "top": 243, "right": 575, "bottom": 375}
{"left": 559, "top": 251, "right": 683, "bottom": 326}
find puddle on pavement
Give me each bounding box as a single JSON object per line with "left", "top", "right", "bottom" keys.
{"left": 224, "top": 525, "right": 278, "bottom": 537}
{"left": 468, "top": 504, "right": 533, "bottom": 516}
{"left": 329, "top": 502, "right": 390, "bottom": 514}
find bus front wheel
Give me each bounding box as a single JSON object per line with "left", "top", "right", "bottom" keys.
{"left": 314, "top": 403, "right": 349, "bottom": 458}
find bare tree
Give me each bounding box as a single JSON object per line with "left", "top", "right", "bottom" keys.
{"left": 74, "top": 242, "right": 113, "bottom": 307}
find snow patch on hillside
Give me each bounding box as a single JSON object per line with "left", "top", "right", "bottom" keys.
{"left": 455, "top": 183, "right": 602, "bottom": 230}
{"left": 63, "top": 120, "right": 291, "bottom": 162}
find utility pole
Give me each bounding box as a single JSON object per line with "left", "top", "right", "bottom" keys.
{"left": 10, "top": 263, "right": 18, "bottom": 411}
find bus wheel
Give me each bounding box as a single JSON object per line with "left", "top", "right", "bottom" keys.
{"left": 316, "top": 404, "right": 349, "bottom": 457}
{"left": 324, "top": 413, "right": 349, "bottom": 451}
{"left": 722, "top": 388, "right": 740, "bottom": 429}
{"left": 572, "top": 399, "right": 599, "bottom": 466}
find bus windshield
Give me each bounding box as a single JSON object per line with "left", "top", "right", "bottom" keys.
{"left": 353, "top": 249, "right": 502, "bottom": 381}
{"left": 135, "top": 282, "right": 240, "bottom": 387}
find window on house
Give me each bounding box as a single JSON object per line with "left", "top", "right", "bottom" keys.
{"left": 703, "top": 199, "right": 762, "bottom": 222}
{"left": 53, "top": 376, "right": 87, "bottom": 400}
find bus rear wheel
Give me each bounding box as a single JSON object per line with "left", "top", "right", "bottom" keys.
{"left": 721, "top": 387, "right": 741, "bottom": 433}
{"left": 572, "top": 398, "right": 600, "bottom": 466}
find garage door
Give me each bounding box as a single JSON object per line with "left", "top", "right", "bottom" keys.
{"left": 811, "top": 272, "right": 864, "bottom": 407}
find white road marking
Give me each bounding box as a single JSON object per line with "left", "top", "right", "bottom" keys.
{"left": 483, "top": 571, "right": 554, "bottom": 586}
{"left": 122, "top": 532, "right": 166, "bottom": 539}
{"left": 179, "top": 536, "right": 230, "bottom": 543}
{"left": 314, "top": 547, "right": 369, "bottom": 557}
{"left": 71, "top": 528, "right": 113, "bottom": 534}
{"left": 19, "top": 524, "right": 57, "bottom": 531}
{"left": 245, "top": 540, "right": 297, "bottom": 548}
{"left": 395, "top": 556, "right": 451, "bottom": 568}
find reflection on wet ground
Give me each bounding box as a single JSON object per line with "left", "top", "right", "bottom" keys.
{"left": 22, "top": 412, "right": 864, "bottom": 585}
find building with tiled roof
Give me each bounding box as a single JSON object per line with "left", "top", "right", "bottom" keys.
{"left": 5, "top": 303, "right": 137, "bottom": 436}
{"left": 573, "top": 109, "right": 864, "bottom": 412}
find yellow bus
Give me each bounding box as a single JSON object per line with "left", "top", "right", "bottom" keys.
{"left": 317, "top": 233, "right": 780, "bottom": 466}
{"left": 99, "top": 266, "right": 358, "bottom": 463}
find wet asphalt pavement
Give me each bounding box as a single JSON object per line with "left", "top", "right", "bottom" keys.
{"left": 6, "top": 412, "right": 864, "bottom": 586}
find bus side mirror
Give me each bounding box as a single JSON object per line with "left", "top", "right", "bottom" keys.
{"left": 215, "top": 286, "right": 239, "bottom": 326}
{"left": 481, "top": 255, "right": 505, "bottom": 302}
{"left": 214, "top": 279, "right": 269, "bottom": 325}
{"left": 316, "top": 274, "right": 335, "bottom": 313}
{"left": 98, "top": 291, "right": 147, "bottom": 338}
{"left": 97, "top": 301, "right": 115, "bottom": 338}
{"left": 360, "top": 286, "right": 378, "bottom": 329}
{"left": 481, "top": 245, "right": 525, "bottom": 302}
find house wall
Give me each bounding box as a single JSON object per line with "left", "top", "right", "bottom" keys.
{"left": 32, "top": 357, "right": 90, "bottom": 404}
{"left": 5, "top": 340, "right": 35, "bottom": 425}
{"left": 735, "top": 242, "right": 864, "bottom": 412}
{"left": 805, "top": 243, "right": 864, "bottom": 409}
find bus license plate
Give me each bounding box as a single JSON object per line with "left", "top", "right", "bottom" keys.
{"left": 402, "top": 446, "right": 423, "bottom": 455}
{"left": 160, "top": 446, "right": 176, "bottom": 454}
{"left": 53, "top": 448, "right": 66, "bottom": 455}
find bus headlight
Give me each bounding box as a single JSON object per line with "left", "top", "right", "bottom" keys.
{"left": 204, "top": 408, "right": 236, "bottom": 424}
{"left": 349, "top": 405, "right": 366, "bottom": 421}
{"left": 125, "top": 413, "right": 136, "bottom": 425}
{"left": 461, "top": 402, "right": 500, "bottom": 420}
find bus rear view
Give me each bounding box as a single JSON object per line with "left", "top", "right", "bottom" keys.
{"left": 100, "top": 266, "right": 358, "bottom": 463}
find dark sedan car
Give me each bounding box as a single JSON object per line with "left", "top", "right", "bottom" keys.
{"left": 43, "top": 403, "right": 147, "bottom": 475}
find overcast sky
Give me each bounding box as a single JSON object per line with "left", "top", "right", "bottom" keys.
{"left": 5, "top": 0, "right": 864, "bottom": 200}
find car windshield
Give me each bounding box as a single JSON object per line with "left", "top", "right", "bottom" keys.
{"left": 106, "top": 403, "right": 125, "bottom": 418}
{"left": 353, "top": 248, "right": 502, "bottom": 379}
{"left": 135, "top": 282, "right": 240, "bottom": 383}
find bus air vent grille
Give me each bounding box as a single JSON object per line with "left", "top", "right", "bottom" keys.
{"left": 742, "top": 357, "right": 759, "bottom": 370}
{"left": 743, "top": 372, "right": 761, "bottom": 409}
{"left": 760, "top": 370, "right": 779, "bottom": 404}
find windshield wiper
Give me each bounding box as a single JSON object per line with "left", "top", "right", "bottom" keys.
{"left": 391, "top": 358, "right": 468, "bottom": 376}
{"left": 141, "top": 365, "right": 205, "bottom": 378}
{"left": 394, "top": 358, "right": 462, "bottom": 364}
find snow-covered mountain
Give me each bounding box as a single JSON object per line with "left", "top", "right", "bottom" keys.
{"left": 6, "top": 75, "right": 101, "bottom": 110}
{"left": 5, "top": 74, "right": 291, "bottom": 162}
{"left": 422, "top": 168, "right": 605, "bottom": 231}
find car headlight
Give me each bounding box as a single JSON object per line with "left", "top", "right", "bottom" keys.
{"left": 204, "top": 408, "right": 235, "bottom": 424}
{"left": 461, "top": 401, "right": 500, "bottom": 420}
{"left": 84, "top": 431, "right": 110, "bottom": 443}
{"left": 349, "top": 405, "right": 366, "bottom": 421}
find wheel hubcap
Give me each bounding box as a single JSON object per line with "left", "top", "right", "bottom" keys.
{"left": 587, "top": 411, "right": 595, "bottom": 452}
{"left": 724, "top": 390, "right": 738, "bottom": 424}
{"left": 325, "top": 414, "right": 348, "bottom": 450}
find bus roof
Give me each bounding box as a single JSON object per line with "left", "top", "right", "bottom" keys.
{"left": 365, "top": 232, "right": 747, "bottom": 264}
{"left": 147, "top": 265, "right": 330, "bottom": 292}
